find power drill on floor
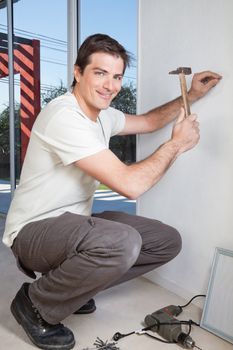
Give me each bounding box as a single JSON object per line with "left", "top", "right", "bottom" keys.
{"left": 144, "top": 304, "right": 202, "bottom": 349}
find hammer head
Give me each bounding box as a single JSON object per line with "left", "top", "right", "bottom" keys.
{"left": 169, "top": 67, "right": 192, "bottom": 75}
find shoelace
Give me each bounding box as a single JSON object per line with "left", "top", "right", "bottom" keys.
{"left": 31, "top": 304, "right": 62, "bottom": 331}
{"left": 32, "top": 304, "right": 49, "bottom": 328}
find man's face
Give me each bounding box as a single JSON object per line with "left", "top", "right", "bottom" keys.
{"left": 73, "top": 52, "right": 124, "bottom": 120}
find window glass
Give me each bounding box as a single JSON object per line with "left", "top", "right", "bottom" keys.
{"left": 80, "top": 0, "right": 137, "bottom": 214}
{"left": 0, "top": 5, "right": 11, "bottom": 213}
{"left": 80, "top": 0, "right": 137, "bottom": 165}
{"left": 0, "top": 0, "right": 67, "bottom": 213}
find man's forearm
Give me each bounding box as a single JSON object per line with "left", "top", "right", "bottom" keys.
{"left": 125, "top": 139, "right": 181, "bottom": 199}
{"left": 143, "top": 70, "right": 220, "bottom": 132}
{"left": 144, "top": 96, "right": 183, "bottom": 131}
{"left": 144, "top": 88, "right": 198, "bottom": 132}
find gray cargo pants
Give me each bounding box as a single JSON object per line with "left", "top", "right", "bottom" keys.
{"left": 11, "top": 211, "right": 181, "bottom": 324}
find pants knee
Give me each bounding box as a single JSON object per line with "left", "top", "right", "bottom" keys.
{"left": 115, "top": 225, "right": 142, "bottom": 273}
{"left": 144, "top": 222, "right": 182, "bottom": 265}
{"left": 95, "top": 223, "right": 142, "bottom": 275}
{"left": 166, "top": 226, "right": 182, "bottom": 260}
{"left": 73, "top": 218, "right": 142, "bottom": 276}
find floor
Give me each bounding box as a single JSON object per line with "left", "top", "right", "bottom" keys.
{"left": 0, "top": 215, "right": 232, "bottom": 350}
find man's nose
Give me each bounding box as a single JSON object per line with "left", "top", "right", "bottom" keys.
{"left": 103, "top": 77, "right": 114, "bottom": 90}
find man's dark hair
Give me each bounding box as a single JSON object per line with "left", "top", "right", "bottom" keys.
{"left": 71, "top": 33, "right": 132, "bottom": 88}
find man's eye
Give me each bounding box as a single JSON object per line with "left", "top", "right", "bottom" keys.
{"left": 114, "top": 75, "right": 122, "bottom": 81}
{"left": 95, "top": 71, "right": 105, "bottom": 76}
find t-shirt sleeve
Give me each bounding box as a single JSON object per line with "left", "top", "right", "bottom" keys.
{"left": 102, "top": 107, "right": 125, "bottom": 137}
{"left": 38, "top": 108, "right": 107, "bottom": 166}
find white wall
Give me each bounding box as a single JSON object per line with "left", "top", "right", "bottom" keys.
{"left": 137, "top": 0, "right": 233, "bottom": 300}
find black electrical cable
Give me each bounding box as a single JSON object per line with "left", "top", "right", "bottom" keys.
{"left": 113, "top": 320, "right": 199, "bottom": 341}
{"left": 179, "top": 294, "right": 206, "bottom": 309}
{"left": 187, "top": 322, "right": 192, "bottom": 336}
{"left": 144, "top": 332, "right": 174, "bottom": 343}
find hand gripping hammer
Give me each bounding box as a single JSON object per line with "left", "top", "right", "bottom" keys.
{"left": 169, "top": 67, "right": 192, "bottom": 117}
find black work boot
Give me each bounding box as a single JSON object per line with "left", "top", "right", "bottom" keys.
{"left": 11, "top": 283, "right": 75, "bottom": 350}
{"left": 73, "top": 298, "right": 96, "bottom": 314}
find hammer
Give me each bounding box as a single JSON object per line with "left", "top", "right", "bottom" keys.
{"left": 169, "top": 67, "right": 192, "bottom": 117}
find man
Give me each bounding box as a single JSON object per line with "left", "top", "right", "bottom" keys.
{"left": 3, "top": 34, "right": 221, "bottom": 350}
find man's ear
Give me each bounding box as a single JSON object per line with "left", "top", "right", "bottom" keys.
{"left": 73, "top": 65, "right": 82, "bottom": 83}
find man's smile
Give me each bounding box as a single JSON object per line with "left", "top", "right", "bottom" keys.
{"left": 96, "top": 90, "right": 113, "bottom": 100}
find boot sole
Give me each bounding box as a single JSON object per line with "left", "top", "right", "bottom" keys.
{"left": 11, "top": 299, "right": 75, "bottom": 350}
{"left": 73, "top": 305, "right": 96, "bottom": 314}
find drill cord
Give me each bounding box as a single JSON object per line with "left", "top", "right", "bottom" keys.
{"left": 178, "top": 295, "right": 206, "bottom": 309}
{"left": 112, "top": 319, "right": 199, "bottom": 342}
{"left": 144, "top": 332, "right": 174, "bottom": 343}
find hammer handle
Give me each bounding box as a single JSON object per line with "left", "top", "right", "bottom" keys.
{"left": 179, "top": 73, "right": 191, "bottom": 117}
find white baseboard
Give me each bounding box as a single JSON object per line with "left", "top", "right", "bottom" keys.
{"left": 143, "top": 272, "right": 205, "bottom": 309}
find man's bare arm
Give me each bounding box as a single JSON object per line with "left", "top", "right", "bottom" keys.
{"left": 75, "top": 109, "right": 199, "bottom": 199}
{"left": 120, "top": 71, "right": 222, "bottom": 135}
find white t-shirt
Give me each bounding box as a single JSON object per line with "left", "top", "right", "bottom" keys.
{"left": 3, "top": 92, "right": 125, "bottom": 247}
